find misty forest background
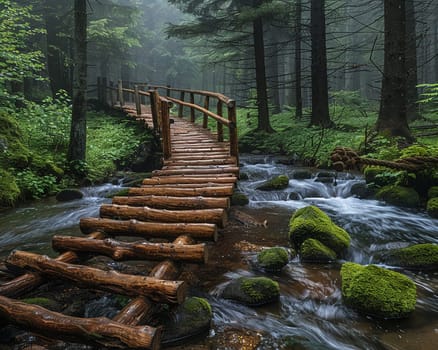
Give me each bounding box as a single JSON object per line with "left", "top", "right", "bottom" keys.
{"left": 1, "top": 0, "right": 438, "bottom": 207}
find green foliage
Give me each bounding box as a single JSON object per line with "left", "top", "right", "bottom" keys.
{"left": 0, "top": 169, "right": 20, "bottom": 207}
{"left": 427, "top": 198, "right": 438, "bottom": 218}
{"left": 418, "top": 82, "right": 438, "bottom": 112}
{"left": 15, "top": 170, "right": 58, "bottom": 199}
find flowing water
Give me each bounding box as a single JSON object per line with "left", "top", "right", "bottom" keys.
{"left": 0, "top": 158, "right": 437, "bottom": 350}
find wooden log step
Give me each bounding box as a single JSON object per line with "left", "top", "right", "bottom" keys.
{"left": 100, "top": 204, "right": 227, "bottom": 228}
{"left": 162, "top": 164, "right": 238, "bottom": 170}
{"left": 141, "top": 182, "right": 230, "bottom": 188}
{"left": 112, "top": 195, "right": 230, "bottom": 210}
{"left": 168, "top": 154, "right": 234, "bottom": 161}
{"left": 171, "top": 147, "right": 229, "bottom": 153}
{"left": 52, "top": 236, "right": 207, "bottom": 263}
{"left": 80, "top": 218, "right": 218, "bottom": 241}
{"left": 163, "top": 158, "right": 237, "bottom": 166}
{"left": 142, "top": 176, "right": 237, "bottom": 185}
{"left": 6, "top": 251, "right": 186, "bottom": 304}
{"left": 152, "top": 168, "right": 239, "bottom": 177}
{"left": 129, "top": 186, "right": 234, "bottom": 197}
{"left": 0, "top": 295, "right": 160, "bottom": 350}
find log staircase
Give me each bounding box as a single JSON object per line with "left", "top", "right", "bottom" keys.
{"left": 0, "top": 81, "right": 239, "bottom": 349}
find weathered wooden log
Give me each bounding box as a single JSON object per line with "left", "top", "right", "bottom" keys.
{"left": 142, "top": 182, "right": 232, "bottom": 188}
{"left": 6, "top": 251, "right": 186, "bottom": 304}
{"left": 129, "top": 185, "right": 234, "bottom": 197}
{"left": 52, "top": 236, "right": 207, "bottom": 263}
{"left": 142, "top": 176, "right": 237, "bottom": 185}
{"left": 153, "top": 168, "right": 239, "bottom": 176}
{"left": 0, "top": 295, "right": 160, "bottom": 350}
{"left": 168, "top": 154, "right": 234, "bottom": 161}
{"left": 112, "top": 195, "right": 230, "bottom": 210}
{"left": 0, "top": 232, "right": 104, "bottom": 298}
{"left": 171, "top": 147, "right": 229, "bottom": 153}
{"left": 80, "top": 218, "right": 218, "bottom": 241}
{"left": 163, "top": 158, "right": 236, "bottom": 166}
{"left": 100, "top": 204, "right": 227, "bottom": 228}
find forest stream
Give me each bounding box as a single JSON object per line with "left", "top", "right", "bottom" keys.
{"left": 0, "top": 155, "right": 437, "bottom": 350}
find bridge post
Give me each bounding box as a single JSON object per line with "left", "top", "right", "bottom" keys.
{"left": 178, "top": 91, "right": 185, "bottom": 118}
{"left": 160, "top": 100, "right": 172, "bottom": 160}
{"left": 109, "top": 81, "right": 115, "bottom": 106}
{"left": 134, "top": 85, "right": 142, "bottom": 116}
{"left": 190, "top": 93, "right": 195, "bottom": 122}
{"left": 118, "top": 80, "right": 124, "bottom": 107}
{"left": 228, "top": 100, "right": 239, "bottom": 165}
{"left": 216, "top": 101, "right": 224, "bottom": 142}
{"left": 203, "top": 96, "right": 210, "bottom": 129}
{"left": 149, "top": 90, "right": 160, "bottom": 131}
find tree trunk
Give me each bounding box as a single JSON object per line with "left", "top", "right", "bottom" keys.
{"left": 67, "top": 0, "right": 87, "bottom": 174}
{"left": 253, "top": 0, "right": 274, "bottom": 132}
{"left": 405, "top": 0, "right": 419, "bottom": 121}
{"left": 295, "top": 0, "right": 303, "bottom": 119}
{"left": 310, "top": 0, "right": 331, "bottom": 127}
{"left": 377, "top": 0, "right": 412, "bottom": 141}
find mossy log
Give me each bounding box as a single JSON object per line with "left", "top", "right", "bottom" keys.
{"left": 142, "top": 176, "right": 237, "bottom": 185}
{"left": 129, "top": 186, "right": 234, "bottom": 197}
{"left": 0, "top": 295, "right": 161, "bottom": 350}
{"left": 80, "top": 218, "right": 218, "bottom": 241}
{"left": 112, "top": 195, "right": 230, "bottom": 210}
{"left": 6, "top": 251, "right": 186, "bottom": 304}
{"left": 100, "top": 204, "right": 227, "bottom": 228}
{"left": 52, "top": 235, "right": 207, "bottom": 263}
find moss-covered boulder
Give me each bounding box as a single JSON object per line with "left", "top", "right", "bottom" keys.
{"left": 257, "top": 247, "right": 289, "bottom": 272}
{"left": 300, "top": 238, "right": 337, "bottom": 263}
{"left": 375, "top": 185, "right": 420, "bottom": 208}
{"left": 161, "top": 297, "right": 212, "bottom": 346}
{"left": 363, "top": 166, "right": 387, "bottom": 184}
{"left": 340, "top": 262, "right": 416, "bottom": 319}
{"left": 288, "top": 206, "right": 350, "bottom": 256}
{"left": 231, "top": 192, "right": 249, "bottom": 206}
{"left": 427, "top": 198, "right": 438, "bottom": 218}
{"left": 380, "top": 244, "right": 438, "bottom": 270}
{"left": 256, "top": 175, "right": 289, "bottom": 191}
{"left": 428, "top": 186, "right": 438, "bottom": 199}
{"left": 0, "top": 169, "right": 20, "bottom": 207}
{"left": 55, "top": 188, "right": 84, "bottom": 202}
{"left": 222, "top": 277, "right": 280, "bottom": 306}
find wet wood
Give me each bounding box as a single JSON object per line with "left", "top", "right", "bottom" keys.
{"left": 0, "top": 232, "right": 104, "bottom": 298}
{"left": 142, "top": 176, "right": 237, "bottom": 185}
{"left": 0, "top": 295, "right": 160, "bottom": 350}
{"left": 100, "top": 204, "right": 227, "bottom": 228}
{"left": 129, "top": 185, "right": 234, "bottom": 197}
{"left": 52, "top": 236, "right": 207, "bottom": 263}
{"left": 163, "top": 158, "right": 236, "bottom": 166}
{"left": 141, "top": 182, "right": 231, "bottom": 188}
{"left": 6, "top": 251, "right": 186, "bottom": 304}
{"left": 80, "top": 218, "right": 218, "bottom": 241}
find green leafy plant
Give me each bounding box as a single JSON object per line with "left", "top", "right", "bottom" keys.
{"left": 15, "top": 170, "right": 58, "bottom": 199}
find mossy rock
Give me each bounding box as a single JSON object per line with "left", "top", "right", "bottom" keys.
{"left": 0, "top": 112, "right": 31, "bottom": 169}
{"left": 0, "top": 169, "right": 20, "bottom": 207}
{"left": 426, "top": 198, "right": 438, "bottom": 218}
{"left": 257, "top": 247, "right": 289, "bottom": 272}
{"left": 288, "top": 206, "right": 350, "bottom": 256}
{"left": 363, "top": 166, "right": 387, "bottom": 184}
{"left": 256, "top": 175, "right": 289, "bottom": 191}
{"left": 350, "top": 183, "right": 375, "bottom": 199}
{"left": 161, "top": 297, "right": 212, "bottom": 346}
{"left": 380, "top": 244, "right": 438, "bottom": 270}
{"left": 239, "top": 172, "right": 249, "bottom": 180}
{"left": 300, "top": 238, "right": 337, "bottom": 263}
{"left": 55, "top": 188, "right": 84, "bottom": 202}
{"left": 222, "top": 277, "right": 280, "bottom": 306}
{"left": 340, "top": 262, "right": 416, "bottom": 319}
{"left": 292, "top": 169, "right": 312, "bottom": 179}
{"left": 375, "top": 185, "right": 420, "bottom": 208}
{"left": 428, "top": 186, "right": 438, "bottom": 199}
{"left": 231, "top": 192, "right": 249, "bottom": 206}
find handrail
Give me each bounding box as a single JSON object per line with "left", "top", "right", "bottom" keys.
{"left": 96, "top": 78, "right": 238, "bottom": 162}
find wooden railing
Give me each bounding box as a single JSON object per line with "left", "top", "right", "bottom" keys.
{"left": 96, "top": 78, "right": 238, "bottom": 162}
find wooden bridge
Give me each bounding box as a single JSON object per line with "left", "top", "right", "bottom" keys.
{"left": 0, "top": 80, "right": 239, "bottom": 349}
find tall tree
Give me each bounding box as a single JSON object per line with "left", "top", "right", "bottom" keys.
{"left": 310, "top": 0, "right": 331, "bottom": 127}
{"left": 405, "top": 0, "right": 419, "bottom": 121}
{"left": 67, "top": 0, "right": 87, "bottom": 173}
{"left": 377, "top": 0, "right": 412, "bottom": 141}
{"left": 294, "top": 0, "right": 303, "bottom": 119}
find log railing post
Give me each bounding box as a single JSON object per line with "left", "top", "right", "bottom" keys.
{"left": 228, "top": 100, "right": 239, "bottom": 163}
{"left": 149, "top": 90, "right": 160, "bottom": 132}
{"left": 160, "top": 100, "right": 172, "bottom": 160}
{"left": 109, "top": 81, "right": 115, "bottom": 106}
{"left": 118, "top": 80, "right": 124, "bottom": 107}
{"left": 178, "top": 91, "right": 185, "bottom": 118}
{"left": 190, "top": 92, "right": 195, "bottom": 122}
{"left": 217, "top": 101, "right": 224, "bottom": 142}
{"left": 134, "top": 85, "right": 141, "bottom": 116}
{"left": 203, "top": 96, "right": 210, "bottom": 129}
{"left": 166, "top": 85, "right": 171, "bottom": 97}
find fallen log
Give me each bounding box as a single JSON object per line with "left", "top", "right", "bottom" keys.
{"left": 142, "top": 176, "right": 237, "bottom": 185}
{"left": 52, "top": 236, "right": 207, "bottom": 263}
{"left": 0, "top": 232, "right": 104, "bottom": 298}
{"left": 152, "top": 168, "right": 239, "bottom": 176}
{"left": 6, "top": 251, "right": 186, "bottom": 304}
{"left": 80, "top": 218, "right": 218, "bottom": 241}
{"left": 100, "top": 204, "right": 227, "bottom": 228}
{"left": 129, "top": 186, "right": 234, "bottom": 197}
{"left": 112, "top": 195, "right": 230, "bottom": 210}
{"left": 0, "top": 295, "right": 160, "bottom": 350}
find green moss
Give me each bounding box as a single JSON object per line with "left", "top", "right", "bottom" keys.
{"left": 288, "top": 206, "right": 350, "bottom": 255}
{"left": 21, "top": 297, "right": 53, "bottom": 307}
{"left": 256, "top": 175, "right": 289, "bottom": 191}
{"left": 427, "top": 198, "right": 438, "bottom": 218}
{"left": 240, "top": 277, "right": 280, "bottom": 304}
{"left": 300, "top": 238, "right": 337, "bottom": 263}
{"left": 428, "top": 186, "right": 438, "bottom": 199}
{"left": 0, "top": 169, "right": 20, "bottom": 207}
{"left": 257, "top": 247, "right": 289, "bottom": 271}
{"left": 231, "top": 192, "right": 249, "bottom": 206}
{"left": 341, "top": 262, "right": 416, "bottom": 319}
{"left": 382, "top": 244, "right": 438, "bottom": 270}
{"left": 376, "top": 185, "right": 420, "bottom": 208}
{"left": 363, "top": 166, "right": 387, "bottom": 184}
{"left": 182, "top": 297, "right": 212, "bottom": 318}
